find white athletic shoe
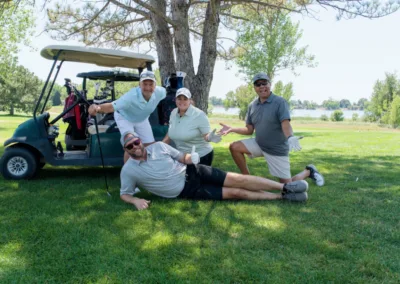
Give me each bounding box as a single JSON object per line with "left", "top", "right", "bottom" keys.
{"left": 306, "top": 164, "right": 325, "bottom": 186}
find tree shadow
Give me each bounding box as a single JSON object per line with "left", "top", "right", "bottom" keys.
{"left": 0, "top": 148, "right": 399, "bottom": 282}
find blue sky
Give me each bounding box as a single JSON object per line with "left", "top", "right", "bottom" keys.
{"left": 18, "top": 6, "right": 400, "bottom": 104}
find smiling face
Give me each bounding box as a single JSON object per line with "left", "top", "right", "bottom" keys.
{"left": 124, "top": 137, "right": 145, "bottom": 159}
{"left": 253, "top": 79, "right": 271, "bottom": 100}
{"left": 139, "top": 80, "right": 156, "bottom": 97}
{"left": 176, "top": 95, "right": 191, "bottom": 112}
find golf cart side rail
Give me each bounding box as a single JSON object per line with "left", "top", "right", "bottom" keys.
{"left": 33, "top": 50, "right": 62, "bottom": 119}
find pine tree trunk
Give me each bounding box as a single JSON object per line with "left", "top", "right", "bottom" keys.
{"left": 10, "top": 104, "right": 14, "bottom": 116}
{"left": 149, "top": 0, "right": 176, "bottom": 83}
{"left": 192, "top": 0, "right": 220, "bottom": 113}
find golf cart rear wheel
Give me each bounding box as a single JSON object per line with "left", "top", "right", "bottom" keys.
{"left": 0, "top": 148, "right": 38, "bottom": 180}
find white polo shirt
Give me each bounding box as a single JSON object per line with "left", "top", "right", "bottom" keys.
{"left": 112, "top": 86, "right": 166, "bottom": 123}
{"left": 168, "top": 105, "right": 212, "bottom": 157}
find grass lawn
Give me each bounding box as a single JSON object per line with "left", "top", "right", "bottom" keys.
{"left": 1, "top": 111, "right": 399, "bottom": 283}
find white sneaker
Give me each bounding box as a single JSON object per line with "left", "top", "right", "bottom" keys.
{"left": 133, "top": 187, "right": 141, "bottom": 195}
{"left": 306, "top": 164, "right": 325, "bottom": 186}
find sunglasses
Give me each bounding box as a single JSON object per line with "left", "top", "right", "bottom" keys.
{"left": 125, "top": 138, "right": 141, "bottom": 150}
{"left": 254, "top": 82, "right": 269, "bottom": 87}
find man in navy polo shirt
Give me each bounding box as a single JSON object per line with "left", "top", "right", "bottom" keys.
{"left": 219, "top": 72, "right": 324, "bottom": 186}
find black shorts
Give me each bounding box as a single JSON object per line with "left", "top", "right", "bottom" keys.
{"left": 199, "top": 150, "right": 214, "bottom": 166}
{"left": 178, "top": 164, "right": 227, "bottom": 200}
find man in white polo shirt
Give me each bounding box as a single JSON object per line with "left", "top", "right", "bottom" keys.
{"left": 88, "top": 70, "right": 166, "bottom": 162}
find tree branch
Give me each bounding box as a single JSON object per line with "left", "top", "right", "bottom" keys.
{"left": 130, "top": 0, "right": 179, "bottom": 26}
{"left": 108, "top": 0, "right": 148, "bottom": 17}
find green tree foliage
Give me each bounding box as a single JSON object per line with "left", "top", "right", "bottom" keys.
{"left": 331, "top": 110, "right": 344, "bottom": 122}
{"left": 0, "top": 2, "right": 35, "bottom": 82}
{"left": 388, "top": 96, "right": 400, "bottom": 128}
{"left": 272, "top": 81, "right": 294, "bottom": 109}
{"left": 209, "top": 96, "right": 224, "bottom": 106}
{"left": 367, "top": 72, "right": 400, "bottom": 123}
{"left": 357, "top": 98, "right": 369, "bottom": 110}
{"left": 352, "top": 113, "right": 359, "bottom": 121}
{"left": 40, "top": 1, "right": 398, "bottom": 113}
{"left": 234, "top": 10, "right": 315, "bottom": 81}
{"left": 339, "top": 99, "right": 352, "bottom": 109}
{"left": 0, "top": 63, "right": 43, "bottom": 115}
{"left": 322, "top": 97, "right": 340, "bottom": 110}
{"left": 223, "top": 85, "right": 256, "bottom": 120}
{"left": 52, "top": 91, "right": 62, "bottom": 106}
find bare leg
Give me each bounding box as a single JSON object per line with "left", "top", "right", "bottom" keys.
{"left": 223, "top": 172, "right": 284, "bottom": 192}
{"left": 291, "top": 169, "right": 310, "bottom": 181}
{"left": 222, "top": 187, "right": 282, "bottom": 200}
{"left": 279, "top": 169, "right": 310, "bottom": 184}
{"left": 229, "top": 141, "right": 251, "bottom": 175}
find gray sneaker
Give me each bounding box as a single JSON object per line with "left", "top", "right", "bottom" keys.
{"left": 283, "top": 180, "right": 309, "bottom": 193}
{"left": 306, "top": 164, "right": 325, "bottom": 186}
{"left": 282, "top": 192, "right": 308, "bottom": 202}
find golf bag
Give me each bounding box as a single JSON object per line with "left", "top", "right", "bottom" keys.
{"left": 62, "top": 78, "right": 87, "bottom": 141}
{"left": 158, "top": 71, "right": 186, "bottom": 125}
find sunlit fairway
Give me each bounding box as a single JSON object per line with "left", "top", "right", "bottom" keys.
{"left": 1, "top": 111, "right": 399, "bottom": 282}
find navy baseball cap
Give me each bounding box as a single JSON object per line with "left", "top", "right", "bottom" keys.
{"left": 252, "top": 72, "right": 270, "bottom": 84}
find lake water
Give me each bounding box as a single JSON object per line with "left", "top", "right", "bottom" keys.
{"left": 212, "top": 106, "right": 365, "bottom": 119}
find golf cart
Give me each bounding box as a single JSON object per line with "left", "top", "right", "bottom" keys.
{"left": 0, "top": 45, "right": 176, "bottom": 180}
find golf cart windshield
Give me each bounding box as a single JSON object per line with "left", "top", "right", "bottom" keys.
{"left": 76, "top": 71, "right": 139, "bottom": 82}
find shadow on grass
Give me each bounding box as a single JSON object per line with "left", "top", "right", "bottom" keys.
{"left": 0, "top": 149, "right": 399, "bottom": 282}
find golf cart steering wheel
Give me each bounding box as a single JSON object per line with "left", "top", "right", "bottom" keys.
{"left": 105, "top": 121, "right": 118, "bottom": 133}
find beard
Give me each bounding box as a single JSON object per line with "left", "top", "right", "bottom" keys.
{"left": 129, "top": 144, "right": 145, "bottom": 159}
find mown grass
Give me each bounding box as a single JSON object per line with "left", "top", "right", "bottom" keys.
{"left": 0, "top": 111, "right": 399, "bottom": 283}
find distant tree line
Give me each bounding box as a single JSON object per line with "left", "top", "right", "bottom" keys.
{"left": 290, "top": 97, "right": 370, "bottom": 110}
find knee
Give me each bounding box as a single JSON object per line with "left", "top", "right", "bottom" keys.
{"left": 230, "top": 188, "right": 248, "bottom": 199}
{"left": 229, "top": 141, "right": 241, "bottom": 153}
{"left": 227, "top": 172, "right": 246, "bottom": 186}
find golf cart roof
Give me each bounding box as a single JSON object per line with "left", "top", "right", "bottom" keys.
{"left": 76, "top": 71, "right": 140, "bottom": 81}
{"left": 40, "top": 45, "right": 155, "bottom": 69}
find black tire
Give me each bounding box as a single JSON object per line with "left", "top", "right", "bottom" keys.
{"left": 0, "top": 148, "right": 38, "bottom": 180}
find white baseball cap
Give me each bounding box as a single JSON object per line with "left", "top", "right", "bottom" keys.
{"left": 139, "top": 71, "right": 156, "bottom": 83}
{"left": 176, "top": 87, "right": 192, "bottom": 99}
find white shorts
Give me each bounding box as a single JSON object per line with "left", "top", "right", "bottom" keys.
{"left": 241, "top": 138, "right": 291, "bottom": 179}
{"left": 114, "top": 111, "right": 155, "bottom": 144}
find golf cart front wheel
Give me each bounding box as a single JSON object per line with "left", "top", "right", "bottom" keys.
{"left": 0, "top": 147, "right": 38, "bottom": 180}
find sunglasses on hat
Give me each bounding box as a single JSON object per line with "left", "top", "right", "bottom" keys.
{"left": 125, "top": 138, "right": 141, "bottom": 150}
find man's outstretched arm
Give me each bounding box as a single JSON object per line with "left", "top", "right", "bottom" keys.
{"left": 218, "top": 123, "right": 254, "bottom": 136}
{"left": 120, "top": 194, "right": 151, "bottom": 211}
{"left": 88, "top": 103, "right": 115, "bottom": 116}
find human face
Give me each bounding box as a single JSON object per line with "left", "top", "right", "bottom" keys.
{"left": 140, "top": 80, "right": 156, "bottom": 97}
{"left": 176, "top": 95, "right": 191, "bottom": 112}
{"left": 124, "top": 137, "right": 145, "bottom": 158}
{"left": 254, "top": 79, "right": 271, "bottom": 99}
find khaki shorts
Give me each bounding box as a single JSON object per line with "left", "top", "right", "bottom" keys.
{"left": 241, "top": 138, "right": 291, "bottom": 179}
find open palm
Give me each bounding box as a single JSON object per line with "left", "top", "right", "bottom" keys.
{"left": 218, "top": 123, "right": 232, "bottom": 136}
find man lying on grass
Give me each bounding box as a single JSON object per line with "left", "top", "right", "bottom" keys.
{"left": 120, "top": 132, "right": 309, "bottom": 210}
